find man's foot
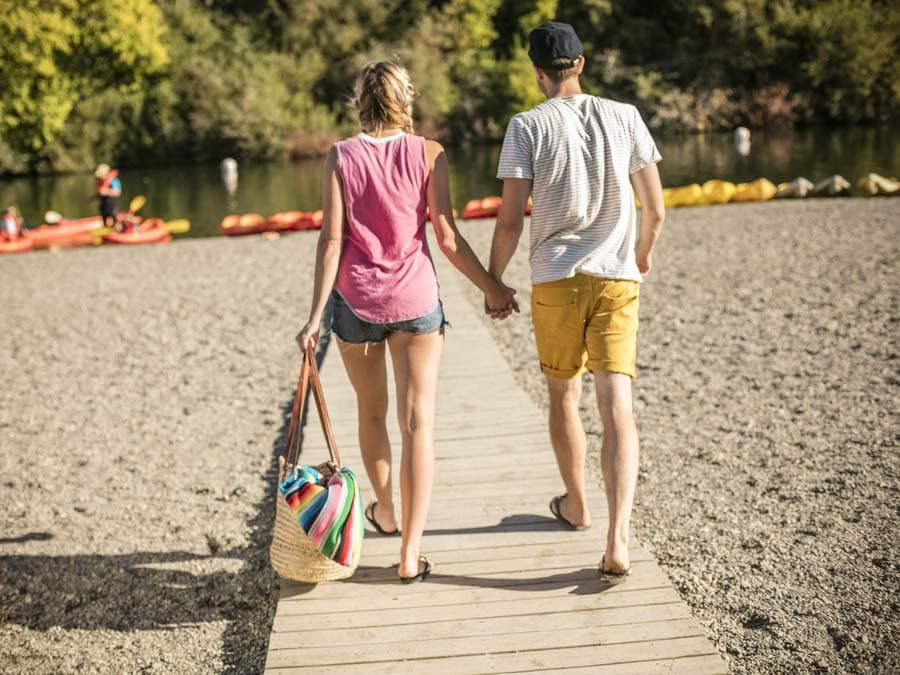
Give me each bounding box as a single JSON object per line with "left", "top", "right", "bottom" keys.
{"left": 599, "top": 553, "right": 632, "bottom": 578}
{"left": 364, "top": 502, "right": 399, "bottom": 536}
{"left": 549, "top": 494, "right": 591, "bottom": 530}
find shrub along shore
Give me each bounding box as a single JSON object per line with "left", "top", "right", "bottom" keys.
{"left": 2, "top": 1, "right": 897, "bottom": 176}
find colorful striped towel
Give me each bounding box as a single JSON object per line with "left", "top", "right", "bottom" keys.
{"left": 279, "top": 465, "right": 363, "bottom": 568}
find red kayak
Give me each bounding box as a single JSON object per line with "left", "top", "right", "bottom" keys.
{"left": 300, "top": 210, "right": 323, "bottom": 230}
{"left": 290, "top": 210, "right": 323, "bottom": 231}
{"left": 102, "top": 218, "right": 171, "bottom": 245}
{"left": 222, "top": 210, "right": 323, "bottom": 236}
{"left": 461, "top": 196, "right": 503, "bottom": 219}
{"left": 219, "top": 213, "right": 273, "bottom": 236}
{"left": 460, "top": 196, "right": 533, "bottom": 220}
{"left": 0, "top": 235, "right": 34, "bottom": 254}
{"left": 267, "top": 210, "right": 309, "bottom": 231}
{"left": 26, "top": 216, "right": 104, "bottom": 249}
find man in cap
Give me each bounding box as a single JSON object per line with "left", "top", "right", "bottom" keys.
{"left": 94, "top": 163, "right": 122, "bottom": 230}
{"left": 487, "top": 21, "right": 666, "bottom": 577}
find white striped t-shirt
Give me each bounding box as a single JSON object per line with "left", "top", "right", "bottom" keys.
{"left": 497, "top": 94, "right": 661, "bottom": 284}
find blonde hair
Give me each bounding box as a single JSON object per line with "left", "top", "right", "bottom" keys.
{"left": 352, "top": 62, "right": 415, "bottom": 134}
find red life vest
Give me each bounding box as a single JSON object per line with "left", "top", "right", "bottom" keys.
{"left": 95, "top": 169, "right": 120, "bottom": 194}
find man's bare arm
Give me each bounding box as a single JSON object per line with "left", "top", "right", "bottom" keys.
{"left": 630, "top": 163, "right": 665, "bottom": 278}
{"left": 489, "top": 178, "right": 531, "bottom": 280}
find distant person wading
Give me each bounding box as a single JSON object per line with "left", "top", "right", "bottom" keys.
{"left": 296, "top": 62, "right": 516, "bottom": 582}
{"left": 487, "top": 22, "right": 667, "bottom": 577}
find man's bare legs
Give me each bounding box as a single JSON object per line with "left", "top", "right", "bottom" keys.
{"left": 337, "top": 339, "right": 398, "bottom": 533}
{"left": 546, "top": 375, "right": 591, "bottom": 528}
{"left": 387, "top": 331, "right": 442, "bottom": 579}
{"left": 595, "top": 372, "right": 639, "bottom": 571}
{"left": 546, "top": 371, "right": 639, "bottom": 570}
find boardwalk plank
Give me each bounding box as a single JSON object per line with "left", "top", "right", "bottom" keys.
{"left": 265, "top": 618, "right": 704, "bottom": 667}
{"left": 272, "top": 598, "right": 689, "bottom": 632}
{"left": 277, "top": 582, "right": 681, "bottom": 613}
{"left": 266, "top": 652, "right": 728, "bottom": 675}
{"left": 357, "top": 539, "right": 642, "bottom": 566}
{"left": 269, "top": 605, "right": 694, "bottom": 649}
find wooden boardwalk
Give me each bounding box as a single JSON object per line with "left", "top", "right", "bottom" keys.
{"left": 264, "top": 257, "right": 726, "bottom": 674}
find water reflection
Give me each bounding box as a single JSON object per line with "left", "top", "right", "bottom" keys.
{"left": 0, "top": 127, "right": 895, "bottom": 238}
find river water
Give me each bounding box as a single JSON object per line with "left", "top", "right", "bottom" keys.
{"left": 1, "top": 126, "right": 896, "bottom": 238}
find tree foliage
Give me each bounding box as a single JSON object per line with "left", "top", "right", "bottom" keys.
{"left": 0, "top": 0, "right": 896, "bottom": 174}
{"left": 0, "top": 0, "right": 167, "bottom": 164}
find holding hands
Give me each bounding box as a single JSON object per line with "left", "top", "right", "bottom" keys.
{"left": 484, "top": 280, "right": 519, "bottom": 320}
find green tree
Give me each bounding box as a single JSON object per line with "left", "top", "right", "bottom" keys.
{"left": 0, "top": 1, "right": 79, "bottom": 154}
{"left": 0, "top": 0, "right": 168, "bottom": 164}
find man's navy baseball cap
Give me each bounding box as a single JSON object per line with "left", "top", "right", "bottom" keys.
{"left": 528, "top": 21, "right": 584, "bottom": 70}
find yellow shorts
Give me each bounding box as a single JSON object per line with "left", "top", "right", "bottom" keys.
{"left": 531, "top": 274, "right": 640, "bottom": 379}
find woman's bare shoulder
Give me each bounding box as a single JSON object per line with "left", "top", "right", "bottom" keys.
{"left": 422, "top": 138, "right": 446, "bottom": 168}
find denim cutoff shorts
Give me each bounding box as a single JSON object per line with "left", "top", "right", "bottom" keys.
{"left": 330, "top": 291, "right": 448, "bottom": 344}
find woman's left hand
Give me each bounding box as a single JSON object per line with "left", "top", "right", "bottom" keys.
{"left": 484, "top": 282, "right": 519, "bottom": 320}
{"left": 296, "top": 321, "right": 319, "bottom": 353}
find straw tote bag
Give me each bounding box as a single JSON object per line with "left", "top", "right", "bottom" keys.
{"left": 270, "top": 350, "right": 363, "bottom": 582}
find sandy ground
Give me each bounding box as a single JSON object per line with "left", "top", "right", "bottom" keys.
{"left": 0, "top": 198, "right": 897, "bottom": 674}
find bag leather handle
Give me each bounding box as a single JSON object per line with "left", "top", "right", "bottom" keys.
{"left": 284, "top": 349, "right": 342, "bottom": 470}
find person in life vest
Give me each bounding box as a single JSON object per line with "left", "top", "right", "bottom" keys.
{"left": 94, "top": 163, "right": 122, "bottom": 230}
{"left": 1, "top": 207, "right": 24, "bottom": 240}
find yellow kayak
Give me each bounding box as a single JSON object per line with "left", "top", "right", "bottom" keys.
{"left": 662, "top": 183, "right": 703, "bottom": 208}
{"left": 733, "top": 178, "right": 777, "bottom": 202}
{"left": 700, "top": 179, "right": 737, "bottom": 204}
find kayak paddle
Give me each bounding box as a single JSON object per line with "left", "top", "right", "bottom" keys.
{"left": 164, "top": 219, "right": 190, "bottom": 234}
{"left": 129, "top": 195, "right": 146, "bottom": 213}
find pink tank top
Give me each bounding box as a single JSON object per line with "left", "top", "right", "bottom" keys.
{"left": 335, "top": 133, "right": 438, "bottom": 323}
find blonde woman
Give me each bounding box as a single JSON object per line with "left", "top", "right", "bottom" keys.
{"left": 297, "top": 62, "right": 516, "bottom": 582}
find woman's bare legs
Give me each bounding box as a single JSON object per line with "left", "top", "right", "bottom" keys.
{"left": 336, "top": 338, "right": 398, "bottom": 533}
{"left": 386, "top": 330, "right": 443, "bottom": 578}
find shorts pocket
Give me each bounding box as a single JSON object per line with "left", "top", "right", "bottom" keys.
{"left": 532, "top": 286, "right": 578, "bottom": 308}
{"left": 531, "top": 287, "right": 585, "bottom": 378}
{"left": 600, "top": 280, "right": 639, "bottom": 303}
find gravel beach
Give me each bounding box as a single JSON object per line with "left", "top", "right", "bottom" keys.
{"left": 1, "top": 198, "right": 897, "bottom": 673}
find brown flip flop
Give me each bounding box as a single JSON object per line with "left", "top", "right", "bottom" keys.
{"left": 549, "top": 494, "right": 590, "bottom": 531}
{"left": 399, "top": 555, "right": 433, "bottom": 584}
{"left": 365, "top": 502, "right": 399, "bottom": 536}
{"left": 599, "top": 554, "right": 632, "bottom": 578}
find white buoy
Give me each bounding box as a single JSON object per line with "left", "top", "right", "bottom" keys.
{"left": 221, "top": 157, "right": 238, "bottom": 195}
{"left": 734, "top": 127, "right": 751, "bottom": 157}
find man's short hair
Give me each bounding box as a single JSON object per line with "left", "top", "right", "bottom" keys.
{"left": 541, "top": 57, "right": 582, "bottom": 83}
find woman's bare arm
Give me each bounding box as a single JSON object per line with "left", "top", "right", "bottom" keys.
{"left": 297, "top": 145, "right": 345, "bottom": 351}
